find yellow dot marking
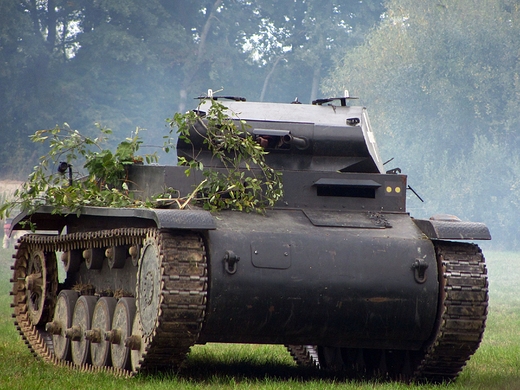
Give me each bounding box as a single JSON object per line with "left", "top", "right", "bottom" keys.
{"left": 395, "top": 187, "right": 401, "bottom": 193}
{"left": 386, "top": 186, "right": 392, "bottom": 193}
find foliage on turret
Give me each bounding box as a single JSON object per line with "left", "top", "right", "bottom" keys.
{"left": 166, "top": 98, "right": 283, "bottom": 212}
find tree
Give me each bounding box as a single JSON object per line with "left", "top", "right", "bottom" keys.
{"left": 323, "top": 0, "right": 520, "bottom": 249}
{"left": 238, "top": 0, "right": 385, "bottom": 103}
{"left": 0, "top": 0, "right": 384, "bottom": 179}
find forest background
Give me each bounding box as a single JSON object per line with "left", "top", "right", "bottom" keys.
{"left": 1, "top": 0, "right": 518, "bottom": 249}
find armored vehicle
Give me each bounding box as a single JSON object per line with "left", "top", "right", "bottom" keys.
{"left": 10, "top": 95, "right": 490, "bottom": 382}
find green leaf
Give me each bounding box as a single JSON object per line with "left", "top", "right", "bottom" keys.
{"left": 168, "top": 98, "right": 283, "bottom": 212}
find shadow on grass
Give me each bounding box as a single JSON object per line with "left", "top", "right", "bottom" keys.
{"left": 135, "top": 357, "right": 395, "bottom": 386}
{"left": 184, "top": 360, "right": 326, "bottom": 382}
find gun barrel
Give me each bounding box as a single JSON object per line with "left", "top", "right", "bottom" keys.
{"left": 282, "top": 134, "right": 308, "bottom": 150}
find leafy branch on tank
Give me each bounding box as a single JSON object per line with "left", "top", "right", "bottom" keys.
{"left": 0, "top": 124, "right": 159, "bottom": 227}
{"left": 165, "top": 98, "right": 283, "bottom": 213}
{"left": 0, "top": 100, "right": 283, "bottom": 226}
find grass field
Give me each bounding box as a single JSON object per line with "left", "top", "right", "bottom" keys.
{"left": 1, "top": 247, "right": 519, "bottom": 390}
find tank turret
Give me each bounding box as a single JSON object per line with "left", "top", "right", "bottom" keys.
{"left": 178, "top": 99, "right": 384, "bottom": 173}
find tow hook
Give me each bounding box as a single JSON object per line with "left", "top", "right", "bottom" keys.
{"left": 412, "top": 259, "right": 429, "bottom": 284}
{"left": 224, "top": 250, "right": 240, "bottom": 275}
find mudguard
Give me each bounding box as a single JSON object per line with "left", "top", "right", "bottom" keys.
{"left": 10, "top": 205, "right": 216, "bottom": 234}
{"left": 413, "top": 218, "right": 491, "bottom": 240}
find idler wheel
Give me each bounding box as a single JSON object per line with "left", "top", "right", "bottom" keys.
{"left": 137, "top": 233, "right": 162, "bottom": 338}
{"left": 89, "top": 297, "right": 117, "bottom": 367}
{"left": 47, "top": 290, "right": 79, "bottom": 361}
{"left": 25, "top": 247, "right": 48, "bottom": 325}
{"left": 109, "top": 297, "right": 136, "bottom": 370}
{"left": 69, "top": 295, "right": 98, "bottom": 365}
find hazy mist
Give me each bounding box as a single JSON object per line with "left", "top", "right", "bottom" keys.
{"left": 0, "top": 0, "right": 518, "bottom": 249}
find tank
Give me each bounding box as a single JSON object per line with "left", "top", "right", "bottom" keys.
{"left": 9, "top": 95, "right": 490, "bottom": 382}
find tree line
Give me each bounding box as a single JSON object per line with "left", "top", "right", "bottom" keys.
{"left": 1, "top": 0, "right": 518, "bottom": 249}
{"left": 323, "top": 0, "right": 520, "bottom": 249}
{"left": 0, "top": 0, "right": 382, "bottom": 176}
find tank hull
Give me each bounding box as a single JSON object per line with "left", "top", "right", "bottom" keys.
{"left": 200, "top": 210, "right": 438, "bottom": 349}
{"left": 8, "top": 97, "right": 490, "bottom": 382}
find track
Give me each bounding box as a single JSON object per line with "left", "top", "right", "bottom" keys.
{"left": 413, "top": 241, "right": 488, "bottom": 382}
{"left": 287, "top": 241, "right": 488, "bottom": 383}
{"left": 11, "top": 228, "right": 207, "bottom": 376}
{"left": 12, "top": 231, "right": 486, "bottom": 382}
{"left": 286, "top": 344, "right": 320, "bottom": 368}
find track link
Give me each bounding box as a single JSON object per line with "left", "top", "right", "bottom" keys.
{"left": 11, "top": 228, "right": 208, "bottom": 376}
{"left": 285, "top": 345, "right": 320, "bottom": 368}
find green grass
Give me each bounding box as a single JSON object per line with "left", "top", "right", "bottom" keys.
{"left": 1, "top": 248, "right": 519, "bottom": 389}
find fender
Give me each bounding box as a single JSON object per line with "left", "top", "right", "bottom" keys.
{"left": 413, "top": 218, "right": 491, "bottom": 240}
{"left": 10, "top": 205, "right": 216, "bottom": 234}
